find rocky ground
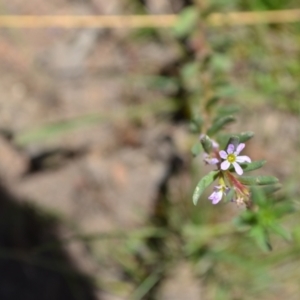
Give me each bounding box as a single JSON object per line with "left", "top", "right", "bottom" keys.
{"left": 0, "top": 1, "right": 191, "bottom": 299}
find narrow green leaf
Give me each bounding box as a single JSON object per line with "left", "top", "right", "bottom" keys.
{"left": 250, "top": 226, "right": 272, "bottom": 252}
{"left": 189, "top": 115, "right": 203, "bottom": 133}
{"left": 210, "top": 54, "right": 232, "bottom": 72}
{"left": 249, "top": 185, "right": 282, "bottom": 207}
{"left": 200, "top": 134, "right": 213, "bottom": 153}
{"left": 215, "top": 286, "right": 230, "bottom": 300}
{"left": 260, "top": 184, "right": 282, "bottom": 195}
{"left": 217, "top": 132, "right": 254, "bottom": 149}
{"left": 180, "top": 62, "right": 200, "bottom": 92}
{"left": 240, "top": 176, "right": 279, "bottom": 186}
{"left": 235, "top": 210, "right": 257, "bottom": 226}
{"left": 191, "top": 143, "right": 202, "bottom": 157}
{"left": 189, "top": 122, "right": 199, "bottom": 134}
{"left": 237, "top": 131, "right": 254, "bottom": 143}
{"left": 15, "top": 100, "right": 177, "bottom": 145}
{"left": 241, "top": 160, "right": 266, "bottom": 172}
{"left": 192, "top": 170, "right": 219, "bottom": 205}
{"left": 269, "top": 224, "right": 291, "bottom": 241}
{"left": 146, "top": 75, "right": 179, "bottom": 92}
{"left": 205, "top": 96, "right": 220, "bottom": 112}
{"left": 173, "top": 6, "right": 198, "bottom": 38}
{"left": 274, "top": 203, "right": 294, "bottom": 218}
{"left": 215, "top": 133, "right": 231, "bottom": 149}
{"left": 181, "top": 62, "right": 199, "bottom": 81}
{"left": 215, "top": 85, "right": 238, "bottom": 97}
{"left": 250, "top": 187, "right": 267, "bottom": 206}
{"left": 225, "top": 135, "right": 240, "bottom": 150}
{"left": 207, "top": 115, "right": 235, "bottom": 136}
{"left": 216, "top": 105, "right": 240, "bottom": 117}
{"left": 131, "top": 268, "right": 163, "bottom": 300}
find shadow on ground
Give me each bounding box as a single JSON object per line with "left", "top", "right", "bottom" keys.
{"left": 0, "top": 184, "right": 98, "bottom": 300}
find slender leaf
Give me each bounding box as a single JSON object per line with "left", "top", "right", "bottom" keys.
{"left": 191, "top": 143, "right": 202, "bottom": 157}
{"left": 269, "top": 224, "right": 291, "bottom": 241}
{"left": 250, "top": 226, "right": 272, "bottom": 252}
{"left": 189, "top": 122, "right": 199, "bottom": 134}
{"left": 218, "top": 131, "right": 254, "bottom": 149}
{"left": 181, "top": 62, "right": 200, "bottom": 81}
{"left": 225, "top": 135, "right": 240, "bottom": 150}
{"left": 210, "top": 54, "right": 232, "bottom": 72}
{"left": 131, "top": 268, "right": 163, "bottom": 300}
{"left": 215, "top": 85, "right": 238, "bottom": 97}
{"left": 181, "top": 62, "right": 201, "bottom": 92}
{"left": 250, "top": 187, "right": 268, "bottom": 206}
{"left": 237, "top": 131, "right": 254, "bottom": 143}
{"left": 207, "top": 115, "right": 235, "bottom": 136}
{"left": 216, "top": 105, "right": 240, "bottom": 117}
{"left": 240, "top": 175, "right": 279, "bottom": 186}
{"left": 200, "top": 134, "right": 213, "bottom": 153}
{"left": 15, "top": 100, "right": 176, "bottom": 145}
{"left": 235, "top": 210, "right": 257, "bottom": 227}
{"left": 260, "top": 184, "right": 282, "bottom": 195}
{"left": 189, "top": 115, "right": 203, "bottom": 133}
{"left": 205, "top": 96, "right": 220, "bottom": 112}
{"left": 240, "top": 160, "right": 266, "bottom": 172}
{"left": 173, "top": 6, "right": 198, "bottom": 38}
{"left": 146, "top": 75, "right": 179, "bottom": 92}
{"left": 193, "top": 171, "right": 219, "bottom": 205}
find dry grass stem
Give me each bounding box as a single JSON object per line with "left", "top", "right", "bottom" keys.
{"left": 0, "top": 9, "right": 300, "bottom": 28}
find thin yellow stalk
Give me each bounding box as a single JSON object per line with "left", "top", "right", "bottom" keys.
{"left": 209, "top": 9, "right": 300, "bottom": 26}
{"left": 0, "top": 15, "right": 177, "bottom": 28}
{"left": 0, "top": 9, "right": 299, "bottom": 28}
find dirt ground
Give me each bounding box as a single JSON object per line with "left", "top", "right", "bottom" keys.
{"left": 0, "top": 1, "right": 299, "bottom": 300}
{"left": 0, "top": 1, "right": 189, "bottom": 299}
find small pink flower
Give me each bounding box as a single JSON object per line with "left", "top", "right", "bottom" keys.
{"left": 203, "top": 153, "right": 219, "bottom": 165}
{"left": 200, "top": 135, "right": 220, "bottom": 165}
{"left": 219, "top": 143, "right": 251, "bottom": 175}
{"left": 208, "top": 185, "right": 230, "bottom": 205}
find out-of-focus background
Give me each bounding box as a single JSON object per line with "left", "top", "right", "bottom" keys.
{"left": 0, "top": 0, "right": 299, "bottom": 299}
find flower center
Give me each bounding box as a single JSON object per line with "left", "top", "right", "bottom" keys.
{"left": 227, "top": 154, "right": 236, "bottom": 163}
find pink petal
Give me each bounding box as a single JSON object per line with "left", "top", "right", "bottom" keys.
{"left": 221, "top": 160, "right": 230, "bottom": 170}
{"left": 227, "top": 144, "right": 234, "bottom": 154}
{"left": 208, "top": 192, "right": 214, "bottom": 200}
{"left": 235, "top": 143, "right": 245, "bottom": 155}
{"left": 219, "top": 150, "right": 228, "bottom": 159}
{"left": 211, "top": 158, "right": 220, "bottom": 164}
{"left": 208, "top": 190, "right": 223, "bottom": 204}
{"left": 205, "top": 157, "right": 219, "bottom": 165}
{"left": 233, "top": 162, "right": 243, "bottom": 175}
{"left": 208, "top": 191, "right": 217, "bottom": 201}
{"left": 236, "top": 155, "right": 251, "bottom": 163}
{"left": 212, "top": 140, "right": 219, "bottom": 150}
{"left": 212, "top": 194, "right": 222, "bottom": 204}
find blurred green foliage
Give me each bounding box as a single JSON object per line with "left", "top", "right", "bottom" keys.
{"left": 105, "top": 2, "right": 299, "bottom": 299}
{"left": 239, "top": 0, "right": 299, "bottom": 10}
